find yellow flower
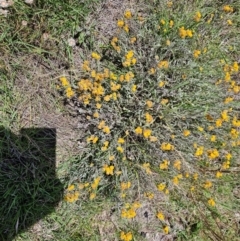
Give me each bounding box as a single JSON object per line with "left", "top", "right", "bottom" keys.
{"left": 131, "top": 84, "right": 137, "bottom": 92}
{"left": 125, "top": 50, "right": 134, "bottom": 59}
{"left": 160, "top": 142, "right": 174, "bottom": 151}
{"left": 157, "top": 212, "right": 165, "bottom": 221}
{"left": 90, "top": 192, "right": 96, "bottom": 200}
{"left": 103, "top": 126, "right": 110, "bottom": 134}
{"left": 143, "top": 129, "right": 152, "bottom": 138}
{"left": 121, "top": 208, "right": 136, "bottom": 218}
{"left": 91, "top": 177, "right": 101, "bottom": 190}
{"left": 232, "top": 116, "right": 240, "bottom": 127}
{"left": 195, "top": 146, "right": 204, "bottom": 157}
{"left": 123, "top": 24, "right": 129, "bottom": 33}
{"left": 173, "top": 160, "right": 181, "bottom": 170}
{"left": 197, "top": 126, "right": 204, "bottom": 132}
{"left": 98, "top": 120, "right": 105, "bottom": 129}
{"left": 93, "top": 112, "right": 99, "bottom": 118}
{"left": 159, "top": 81, "right": 165, "bottom": 88}
{"left": 157, "top": 183, "right": 166, "bottom": 191}
{"left": 166, "top": 39, "right": 171, "bottom": 46}
{"left": 66, "top": 87, "right": 74, "bottom": 98}
{"left": 230, "top": 128, "right": 238, "bottom": 139}
{"left": 59, "top": 76, "right": 70, "bottom": 87}
{"left": 67, "top": 184, "right": 75, "bottom": 191}
{"left": 193, "top": 173, "right": 198, "bottom": 180}
{"left": 210, "top": 135, "right": 216, "bottom": 142}
{"left": 194, "top": 11, "right": 201, "bottom": 22}
{"left": 101, "top": 141, "right": 109, "bottom": 151}
{"left": 208, "top": 198, "right": 215, "bottom": 207}
{"left": 183, "top": 130, "right": 191, "bottom": 137}
{"left": 104, "top": 94, "right": 112, "bottom": 101}
{"left": 193, "top": 50, "right": 201, "bottom": 58}
{"left": 163, "top": 226, "right": 169, "bottom": 234}
{"left": 225, "top": 153, "right": 232, "bottom": 161}
{"left": 120, "top": 231, "right": 133, "bottom": 241}
{"left": 117, "top": 146, "right": 124, "bottom": 153}
{"left": 215, "top": 118, "right": 222, "bottom": 127}
{"left": 124, "top": 10, "right": 132, "bottom": 19}
{"left": 91, "top": 52, "right": 101, "bottom": 60}
{"left": 169, "top": 20, "right": 174, "bottom": 28}
{"left": 144, "top": 192, "right": 154, "bottom": 199}
{"left": 64, "top": 193, "right": 76, "bottom": 202}
{"left": 203, "top": 180, "right": 213, "bottom": 189}
{"left": 103, "top": 164, "right": 114, "bottom": 175}
{"left": 118, "top": 138, "right": 125, "bottom": 144}
{"left": 186, "top": 29, "right": 193, "bottom": 37}
{"left": 143, "top": 163, "right": 152, "bottom": 174}
{"left": 179, "top": 27, "right": 187, "bottom": 38}
{"left": 130, "top": 37, "right": 136, "bottom": 43}
{"left": 161, "top": 98, "right": 169, "bottom": 105}
{"left": 109, "top": 155, "right": 115, "bottom": 161}
{"left": 96, "top": 103, "right": 102, "bottom": 109}
{"left": 146, "top": 100, "right": 153, "bottom": 108}
{"left": 117, "top": 19, "right": 124, "bottom": 27}
{"left": 157, "top": 60, "right": 169, "bottom": 69}
{"left": 159, "top": 159, "right": 169, "bottom": 170}
{"left": 223, "top": 5, "right": 233, "bottom": 13}
{"left": 172, "top": 176, "right": 179, "bottom": 185}
{"left": 216, "top": 171, "right": 223, "bottom": 178}
{"left": 148, "top": 68, "right": 156, "bottom": 75}
{"left": 121, "top": 182, "right": 131, "bottom": 191}
{"left": 92, "top": 136, "right": 99, "bottom": 144}
{"left": 227, "top": 19, "right": 233, "bottom": 25}
{"left": 222, "top": 160, "right": 230, "bottom": 170}
{"left": 232, "top": 61, "right": 239, "bottom": 72}
{"left": 207, "top": 149, "right": 219, "bottom": 159}
{"left": 145, "top": 112, "right": 153, "bottom": 123}
{"left": 159, "top": 18, "right": 165, "bottom": 25}
{"left": 132, "top": 202, "right": 141, "bottom": 209}
{"left": 167, "top": 1, "right": 173, "bottom": 8}
{"left": 135, "top": 126, "right": 142, "bottom": 135}
{"left": 224, "top": 97, "right": 233, "bottom": 104}
{"left": 221, "top": 110, "right": 229, "bottom": 122}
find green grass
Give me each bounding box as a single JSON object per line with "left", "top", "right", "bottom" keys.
{"left": 1, "top": 0, "right": 240, "bottom": 240}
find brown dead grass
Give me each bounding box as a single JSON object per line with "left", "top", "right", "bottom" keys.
{"left": 8, "top": 53, "right": 83, "bottom": 166}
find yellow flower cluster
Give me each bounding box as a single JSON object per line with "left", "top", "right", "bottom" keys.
{"left": 193, "top": 49, "right": 201, "bottom": 58}
{"left": 223, "top": 5, "right": 234, "bottom": 13}
{"left": 87, "top": 135, "right": 98, "bottom": 143}
{"left": 111, "top": 37, "right": 121, "bottom": 53}
{"left": 120, "top": 231, "right": 132, "bottom": 241}
{"left": 59, "top": 77, "right": 75, "bottom": 98}
{"left": 145, "top": 112, "right": 153, "bottom": 123}
{"left": 121, "top": 181, "right": 131, "bottom": 191}
{"left": 91, "top": 52, "right": 101, "bottom": 60}
{"left": 194, "top": 11, "right": 201, "bottom": 22}
{"left": 157, "top": 60, "right": 169, "bottom": 69}
{"left": 121, "top": 202, "right": 141, "bottom": 219}
{"left": 64, "top": 185, "right": 80, "bottom": 203}
{"left": 123, "top": 50, "right": 137, "bottom": 67}
{"left": 103, "top": 164, "right": 114, "bottom": 175}
{"left": 160, "top": 142, "right": 174, "bottom": 151}
{"left": 142, "top": 163, "right": 152, "bottom": 174}
{"left": 159, "top": 159, "right": 169, "bottom": 170}
{"left": 194, "top": 145, "right": 204, "bottom": 157}
{"left": 179, "top": 26, "right": 193, "bottom": 38}
{"left": 91, "top": 177, "right": 101, "bottom": 190}
{"left": 207, "top": 149, "right": 219, "bottom": 159}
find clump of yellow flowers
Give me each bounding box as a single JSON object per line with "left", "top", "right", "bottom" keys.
{"left": 58, "top": 3, "right": 240, "bottom": 239}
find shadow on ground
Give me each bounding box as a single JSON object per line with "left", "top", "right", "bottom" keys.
{"left": 0, "top": 127, "right": 63, "bottom": 241}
